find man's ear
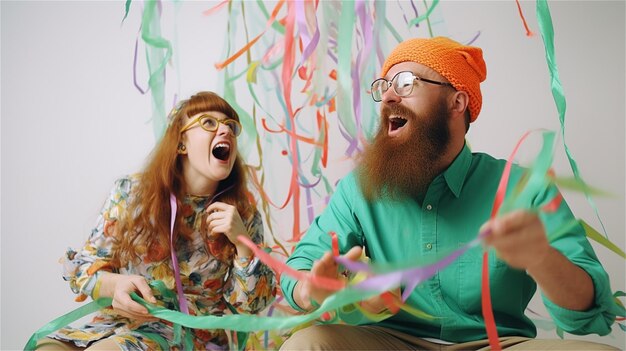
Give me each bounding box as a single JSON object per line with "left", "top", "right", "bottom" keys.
{"left": 450, "top": 90, "right": 470, "bottom": 117}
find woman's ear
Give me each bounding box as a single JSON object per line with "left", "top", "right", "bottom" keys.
{"left": 177, "top": 135, "right": 188, "bottom": 155}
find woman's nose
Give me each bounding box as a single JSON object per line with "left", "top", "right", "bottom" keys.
{"left": 217, "top": 122, "right": 233, "bottom": 136}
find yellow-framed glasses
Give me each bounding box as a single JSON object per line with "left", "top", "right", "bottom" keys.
{"left": 180, "top": 114, "right": 242, "bottom": 136}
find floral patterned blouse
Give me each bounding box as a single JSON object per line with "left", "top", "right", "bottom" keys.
{"left": 50, "top": 175, "right": 276, "bottom": 350}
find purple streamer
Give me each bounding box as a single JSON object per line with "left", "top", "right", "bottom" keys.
{"left": 294, "top": 0, "right": 321, "bottom": 69}
{"left": 466, "top": 31, "right": 482, "bottom": 45}
{"left": 409, "top": 0, "right": 420, "bottom": 27}
{"left": 168, "top": 186, "right": 234, "bottom": 315}
{"left": 337, "top": 119, "right": 359, "bottom": 157}
{"left": 335, "top": 235, "right": 485, "bottom": 303}
{"left": 397, "top": 0, "right": 411, "bottom": 27}
{"left": 326, "top": 49, "right": 338, "bottom": 64}
{"left": 305, "top": 187, "right": 316, "bottom": 225}
{"left": 351, "top": 1, "right": 366, "bottom": 144}
{"left": 169, "top": 194, "right": 190, "bottom": 315}
{"left": 295, "top": 1, "right": 311, "bottom": 45}
{"left": 376, "top": 44, "right": 385, "bottom": 71}
{"left": 264, "top": 296, "right": 282, "bottom": 349}
{"left": 335, "top": 256, "right": 371, "bottom": 273}
{"left": 133, "top": 33, "right": 148, "bottom": 94}
{"left": 302, "top": 28, "right": 320, "bottom": 64}
{"left": 355, "top": 242, "right": 473, "bottom": 293}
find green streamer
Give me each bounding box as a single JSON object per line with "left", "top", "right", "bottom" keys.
{"left": 222, "top": 0, "right": 258, "bottom": 157}
{"left": 225, "top": 300, "right": 249, "bottom": 351}
{"left": 25, "top": 280, "right": 196, "bottom": 350}
{"left": 256, "top": 0, "right": 285, "bottom": 34}
{"left": 130, "top": 287, "right": 380, "bottom": 332}
{"left": 553, "top": 177, "right": 611, "bottom": 197}
{"left": 122, "top": 0, "right": 132, "bottom": 23}
{"left": 141, "top": 0, "right": 173, "bottom": 140}
{"left": 384, "top": 19, "right": 403, "bottom": 43}
{"left": 24, "top": 298, "right": 113, "bottom": 350}
{"left": 535, "top": 0, "right": 608, "bottom": 238}
{"left": 336, "top": 0, "right": 357, "bottom": 138}
{"left": 545, "top": 219, "right": 581, "bottom": 243}
{"left": 134, "top": 330, "right": 170, "bottom": 351}
{"left": 421, "top": 0, "right": 435, "bottom": 37}
{"left": 407, "top": 0, "right": 439, "bottom": 28}
{"left": 499, "top": 131, "right": 555, "bottom": 215}
{"left": 581, "top": 220, "right": 626, "bottom": 259}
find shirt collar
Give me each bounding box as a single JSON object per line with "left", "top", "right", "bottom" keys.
{"left": 443, "top": 142, "right": 472, "bottom": 198}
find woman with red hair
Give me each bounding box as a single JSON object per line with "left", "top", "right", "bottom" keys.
{"left": 38, "top": 91, "right": 275, "bottom": 350}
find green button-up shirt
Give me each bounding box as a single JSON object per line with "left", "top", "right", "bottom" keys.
{"left": 282, "top": 144, "right": 616, "bottom": 342}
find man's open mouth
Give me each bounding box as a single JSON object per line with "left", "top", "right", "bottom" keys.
{"left": 389, "top": 116, "right": 407, "bottom": 131}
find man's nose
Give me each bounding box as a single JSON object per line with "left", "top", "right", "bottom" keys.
{"left": 381, "top": 86, "right": 401, "bottom": 104}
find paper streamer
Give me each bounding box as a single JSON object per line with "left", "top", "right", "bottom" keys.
{"left": 27, "top": 130, "right": 624, "bottom": 348}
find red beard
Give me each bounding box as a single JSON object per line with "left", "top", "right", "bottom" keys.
{"left": 358, "top": 100, "right": 450, "bottom": 201}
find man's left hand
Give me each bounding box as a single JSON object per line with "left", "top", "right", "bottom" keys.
{"left": 482, "top": 210, "right": 551, "bottom": 271}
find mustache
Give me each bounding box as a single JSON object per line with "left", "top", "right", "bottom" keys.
{"left": 381, "top": 103, "right": 418, "bottom": 121}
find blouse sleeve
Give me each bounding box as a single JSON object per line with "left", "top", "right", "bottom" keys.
{"left": 223, "top": 210, "right": 276, "bottom": 314}
{"left": 61, "top": 176, "right": 134, "bottom": 301}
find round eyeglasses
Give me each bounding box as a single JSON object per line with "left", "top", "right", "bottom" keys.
{"left": 180, "top": 114, "right": 242, "bottom": 136}
{"left": 370, "top": 71, "right": 454, "bottom": 102}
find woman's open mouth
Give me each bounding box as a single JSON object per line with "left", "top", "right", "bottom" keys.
{"left": 212, "top": 142, "right": 231, "bottom": 161}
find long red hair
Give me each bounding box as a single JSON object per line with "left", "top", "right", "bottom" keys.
{"left": 111, "top": 91, "right": 255, "bottom": 267}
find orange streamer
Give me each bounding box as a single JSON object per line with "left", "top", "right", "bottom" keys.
{"left": 542, "top": 193, "right": 562, "bottom": 213}
{"left": 317, "top": 110, "right": 328, "bottom": 168}
{"left": 238, "top": 235, "right": 346, "bottom": 291}
{"left": 515, "top": 0, "right": 535, "bottom": 37}
{"left": 483, "top": 130, "right": 533, "bottom": 351}
{"left": 261, "top": 118, "right": 322, "bottom": 146}
{"left": 214, "top": 0, "right": 285, "bottom": 70}
{"left": 202, "top": 0, "right": 229, "bottom": 16}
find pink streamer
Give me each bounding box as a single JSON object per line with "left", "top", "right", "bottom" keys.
{"left": 169, "top": 193, "right": 190, "bottom": 314}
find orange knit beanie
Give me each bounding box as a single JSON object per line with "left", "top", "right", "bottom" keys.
{"left": 381, "top": 37, "right": 487, "bottom": 122}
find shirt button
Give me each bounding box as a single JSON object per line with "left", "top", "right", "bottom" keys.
{"left": 426, "top": 204, "right": 433, "bottom": 211}
{"left": 425, "top": 243, "right": 433, "bottom": 250}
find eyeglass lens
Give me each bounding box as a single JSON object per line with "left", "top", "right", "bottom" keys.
{"left": 200, "top": 116, "right": 241, "bottom": 136}
{"left": 371, "top": 71, "right": 415, "bottom": 102}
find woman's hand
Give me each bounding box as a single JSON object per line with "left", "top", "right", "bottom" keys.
{"left": 98, "top": 272, "right": 158, "bottom": 322}
{"left": 205, "top": 202, "right": 252, "bottom": 257}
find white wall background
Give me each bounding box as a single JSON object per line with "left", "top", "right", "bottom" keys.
{"left": 1, "top": 1, "right": 624, "bottom": 349}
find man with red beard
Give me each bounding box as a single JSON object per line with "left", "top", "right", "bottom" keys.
{"left": 280, "top": 37, "right": 619, "bottom": 350}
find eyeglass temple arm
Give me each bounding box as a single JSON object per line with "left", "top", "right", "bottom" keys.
{"left": 418, "top": 77, "right": 453, "bottom": 87}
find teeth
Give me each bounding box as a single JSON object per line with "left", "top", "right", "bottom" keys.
{"left": 212, "top": 142, "right": 231, "bottom": 161}
{"left": 389, "top": 115, "right": 408, "bottom": 131}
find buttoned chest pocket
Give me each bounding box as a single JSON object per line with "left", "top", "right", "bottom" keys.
{"left": 456, "top": 246, "right": 509, "bottom": 314}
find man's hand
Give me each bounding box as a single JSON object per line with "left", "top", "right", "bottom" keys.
{"left": 482, "top": 210, "right": 594, "bottom": 311}
{"left": 482, "top": 210, "right": 550, "bottom": 271}
{"left": 294, "top": 246, "right": 363, "bottom": 311}
{"left": 359, "top": 288, "right": 402, "bottom": 315}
